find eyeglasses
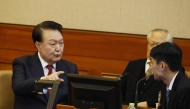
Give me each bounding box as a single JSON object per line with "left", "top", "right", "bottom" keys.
{"left": 147, "top": 41, "right": 160, "bottom": 47}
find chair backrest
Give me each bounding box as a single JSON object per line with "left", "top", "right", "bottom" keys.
{"left": 0, "top": 70, "right": 14, "bottom": 109}
{"left": 185, "top": 71, "right": 190, "bottom": 78}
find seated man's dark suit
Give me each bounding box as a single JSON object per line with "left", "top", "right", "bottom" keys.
{"left": 159, "top": 71, "right": 190, "bottom": 109}
{"left": 12, "top": 52, "right": 78, "bottom": 109}
{"left": 121, "top": 59, "right": 162, "bottom": 107}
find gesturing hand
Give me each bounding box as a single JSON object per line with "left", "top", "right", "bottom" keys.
{"left": 41, "top": 71, "right": 64, "bottom": 81}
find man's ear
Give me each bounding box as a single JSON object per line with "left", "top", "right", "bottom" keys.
{"left": 35, "top": 41, "right": 41, "bottom": 51}
{"left": 160, "top": 62, "right": 166, "bottom": 71}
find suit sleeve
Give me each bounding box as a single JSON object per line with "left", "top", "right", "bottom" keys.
{"left": 12, "top": 58, "right": 40, "bottom": 95}
{"left": 74, "top": 64, "right": 78, "bottom": 74}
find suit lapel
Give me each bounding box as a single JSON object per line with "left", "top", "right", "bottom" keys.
{"left": 29, "top": 52, "right": 48, "bottom": 100}
{"left": 125, "top": 59, "right": 147, "bottom": 99}
{"left": 135, "top": 59, "right": 155, "bottom": 91}
{"left": 168, "top": 71, "right": 183, "bottom": 108}
{"left": 143, "top": 75, "right": 155, "bottom": 91}
{"left": 29, "top": 52, "right": 44, "bottom": 78}
{"left": 129, "top": 60, "right": 146, "bottom": 91}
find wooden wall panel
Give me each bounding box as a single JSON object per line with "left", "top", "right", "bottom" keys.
{"left": 0, "top": 63, "right": 12, "bottom": 70}
{"left": 173, "top": 39, "right": 190, "bottom": 66}
{"left": 0, "top": 49, "right": 34, "bottom": 63}
{"left": 0, "top": 24, "right": 35, "bottom": 51}
{"left": 63, "top": 55, "right": 128, "bottom": 74}
{"left": 0, "top": 23, "right": 190, "bottom": 75}
{"left": 63, "top": 29, "right": 147, "bottom": 60}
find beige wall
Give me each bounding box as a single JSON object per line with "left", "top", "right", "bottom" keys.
{"left": 0, "top": 0, "right": 190, "bottom": 39}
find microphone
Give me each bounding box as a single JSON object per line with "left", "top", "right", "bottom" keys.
{"left": 134, "top": 73, "right": 153, "bottom": 109}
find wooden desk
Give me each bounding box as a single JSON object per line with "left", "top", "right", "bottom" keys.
{"left": 122, "top": 104, "right": 154, "bottom": 109}
{"left": 56, "top": 104, "right": 154, "bottom": 109}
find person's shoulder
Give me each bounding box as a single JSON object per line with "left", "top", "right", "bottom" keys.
{"left": 177, "top": 75, "right": 190, "bottom": 90}
{"left": 181, "top": 75, "right": 190, "bottom": 84}
{"left": 129, "top": 58, "right": 147, "bottom": 63}
{"left": 13, "top": 55, "right": 33, "bottom": 62}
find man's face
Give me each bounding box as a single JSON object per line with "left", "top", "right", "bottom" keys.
{"left": 147, "top": 31, "right": 168, "bottom": 59}
{"left": 150, "top": 57, "right": 163, "bottom": 80}
{"left": 36, "top": 29, "right": 64, "bottom": 64}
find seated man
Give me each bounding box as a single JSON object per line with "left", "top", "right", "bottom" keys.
{"left": 12, "top": 21, "right": 78, "bottom": 109}
{"left": 150, "top": 42, "right": 190, "bottom": 109}
{"left": 121, "top": 29, "right": 173, "bottom": 108}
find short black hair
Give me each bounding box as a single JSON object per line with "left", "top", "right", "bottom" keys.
{"left": 150, "top": 42, "right": 182, "bottom": 72}
{"left": 32, "top": 21, "right": 63, "bottom": 43}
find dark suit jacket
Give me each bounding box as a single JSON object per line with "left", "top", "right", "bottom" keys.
{"left": 159, "top": 71, "right": 190, "bottom": 109}
{"left": 12, "top": 52, "right": 78, "bottom": 109}
{"left": 121, "top": 59, "right": 163, "bottom": 107}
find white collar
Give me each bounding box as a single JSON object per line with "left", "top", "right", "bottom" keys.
{"left": 167, "top": 71, "right": 179, "bottom": 91}
{"left": 146, "top": 59, "right": 150, "bottom": 64}
{"left": 145, "top": 59, "right": 150, "bottom": 72}
{"left": 38, "top": 52, "right": 56, "bottom": 68}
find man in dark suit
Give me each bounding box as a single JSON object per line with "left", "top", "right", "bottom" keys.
{"left": 150, "top": 42, "right": 190, "bottom": 109}
{"left": 121, "top": 29, "right": 173, "bottom": 108}
{"left": 12, "top": 21, "right": 78, "bottom": 109}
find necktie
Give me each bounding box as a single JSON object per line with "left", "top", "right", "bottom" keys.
{"left": 166, "top": 89, "right": 171, "bottom": 108}
{"left": 46, "top": 65, "right": 53, "bottom": 95}
{"left": 46, "top": 65, "right": 53, "bottom": 75}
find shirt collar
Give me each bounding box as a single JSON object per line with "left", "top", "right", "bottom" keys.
{"left": 145, "top": 59, "right": 151, "bottom": 72}
{"left": 38, "top": 52, "right": 56, "bottom": 68}
{"left": 167, "top": 71, "right": 179, "bottom": 91}
{"left": 146, "top": 59, "right": 150, "bottom": 64}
